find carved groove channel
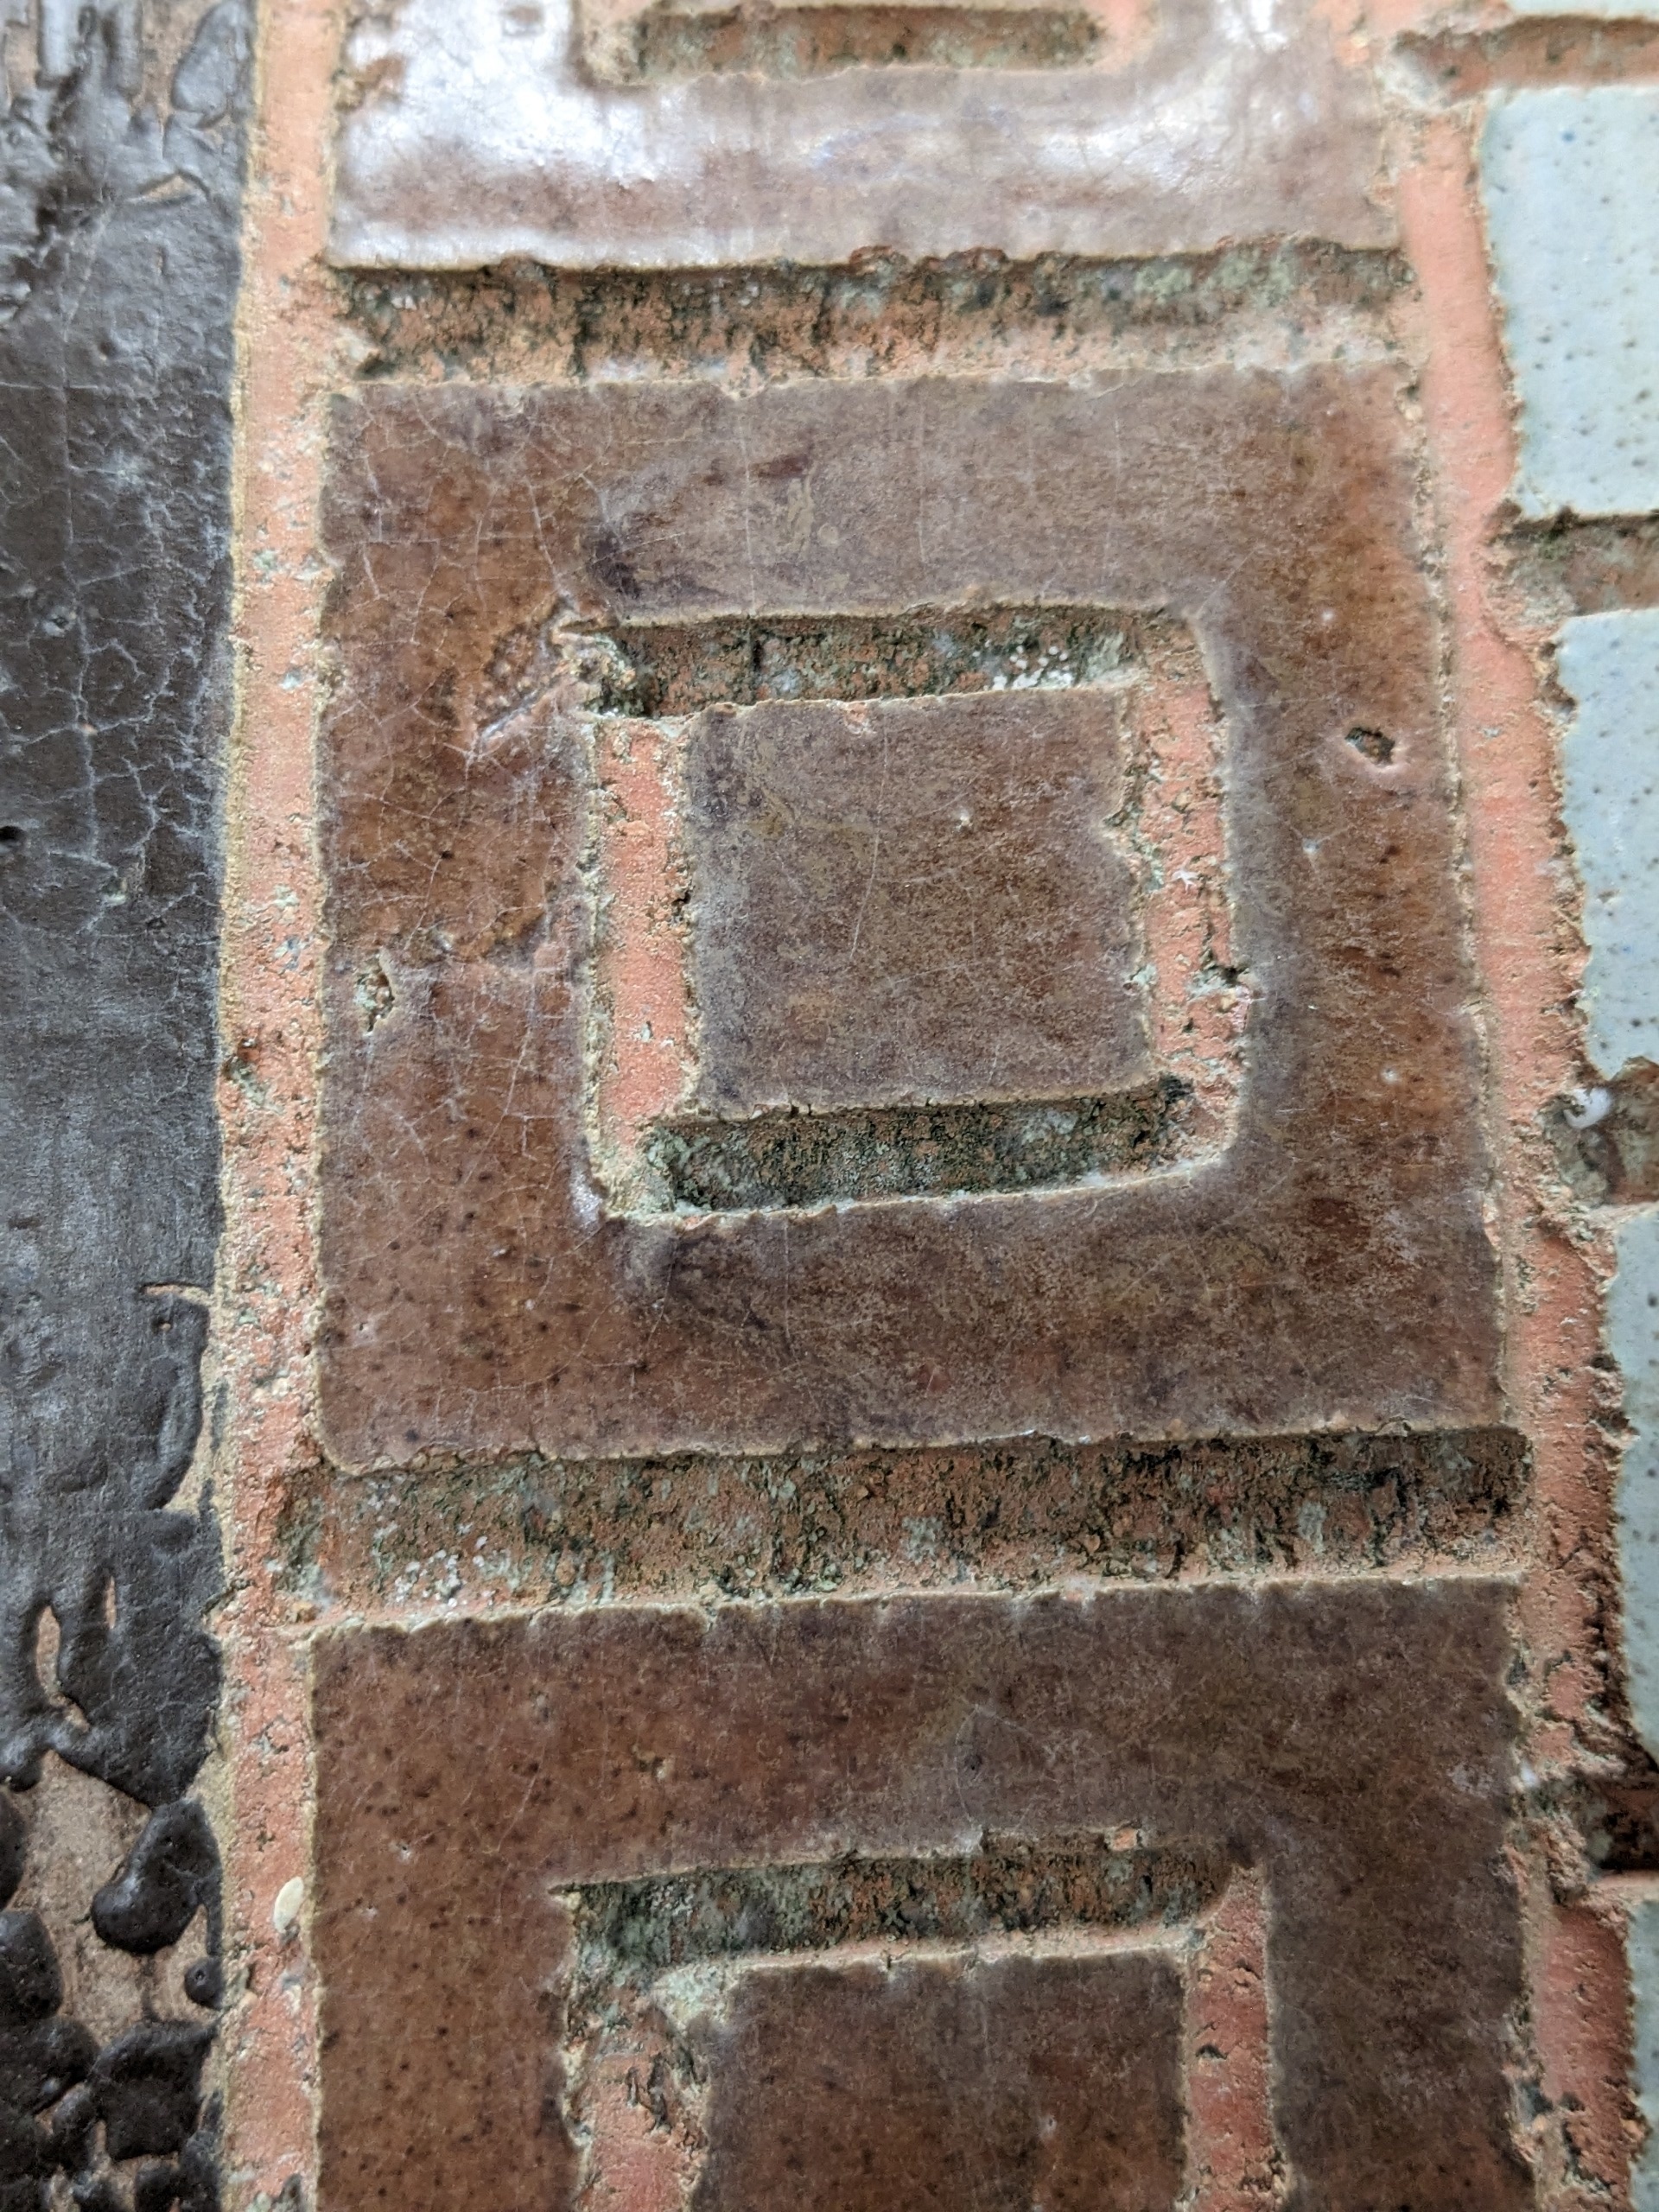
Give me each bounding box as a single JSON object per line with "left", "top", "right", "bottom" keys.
{"left": 564, "top": 1832, "right": 1231, "bottom": 2019}
{"left": 643, "top": 1079, "right": 1195, "bottom": 1208}
{"left": 581, "top": 604, "right": 1239, "bottom": 1214}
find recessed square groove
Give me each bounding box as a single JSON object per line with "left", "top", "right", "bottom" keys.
{"left": 585, "top": 604, "right": 1240, "bottom": 1215}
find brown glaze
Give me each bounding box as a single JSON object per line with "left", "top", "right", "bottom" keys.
{"left": 683, "top": 688, "right": 1147, "bottom": 1115}
{"left": 317, "top": 367, "right": 1498, "bottom": 1464}
{"left": 686, "top": 1948, "right": 1185, "bottom": 2212}
{"left": 210, "top": 0, "right": 1651, "bottom": 2196}
{"left": 309, "top": 1577, "right": 1526, "bottom": 2212}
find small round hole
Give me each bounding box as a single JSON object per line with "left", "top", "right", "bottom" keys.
{"left": 0, "top": 823, "right": 23, "bottom": 851}
{"left": 1344, "top": 727, "right": 1395, "bottom": 766}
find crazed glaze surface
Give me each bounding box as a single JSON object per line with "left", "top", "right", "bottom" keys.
{"left": 682, "top": 689, "right": 1151, "bottom": 1116}
{"left": 0, "top": 4, "right": 248, "bottom": 2206}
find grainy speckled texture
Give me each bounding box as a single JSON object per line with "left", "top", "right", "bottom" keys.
{"left": 310, "top": 1579, "right": 1526, "bottom": 2212}
{"left": 285, "top": 1427, "right": 1529, "bottom": 1611}
{"left": 317, "top": 365, "right": 1497, "bottom": 1463}
{"left": 193, "top": 0, "right": 1659, "bottom": 2194}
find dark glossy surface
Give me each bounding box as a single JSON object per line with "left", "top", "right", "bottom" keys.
{"left": 0, "top": 7, "right": 247, "bottom": 2205}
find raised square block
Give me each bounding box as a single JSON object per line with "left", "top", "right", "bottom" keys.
{"left": 308, "top": 1580, "right": 1526, "bottom": 2212}
{"left": 1557, "top": 610, "right": 1659, "bottom": 1077}
{"left": 587, "top": 607, "right": 1230, "bottom": 1213}
{"left": 685, "top": 690, "right": 1145, "bottom": 1116}
{"left": 671, "top": 1947, "right": 1183, "bottom": 2212}
{"left": 317, "top": 368, "right": 1499, "bottom": 1463}
{"left": 1611, "top": 1207, "right": 1659, "bottom": 1764}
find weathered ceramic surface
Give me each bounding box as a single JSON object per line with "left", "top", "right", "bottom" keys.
{"left": 0, "top": 3, "right": 248, "bottom": 2205}
{"left": 1612, "top": 1209, "right": 1659, "bottom": 1761}
{"left": 1508, "top": 0, "right": 1659, "bottom": 18}
{"left": 684, "top": 1948, "right": 1185, "bottom": 2212}
{"left": 1556, "top": 614, "right": 1659, "bottom": 1783}
{"left": 1557, "top": 611, "right": 1659, "bottom": 1079}
{"left": 683, "top": 690, "right": 1148, "bottom": 1116}
{"left": 1481, "top": 88, "right": 1659, "bottom": 518}
{"left": 309, "top": 1579, "right": 1525, "bottom": 2212}
{"left": 1630, "top": 1891, "right": 1659, "bottom": 2211}
{"left": 329, "top": 0, "right": 1389, "bottom": 269}
{"left": 571, "top": 0, "right": 1146, "bottom": 79}
{"left": 316, "top": 365, "right": 1498, "bottom": 1464}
